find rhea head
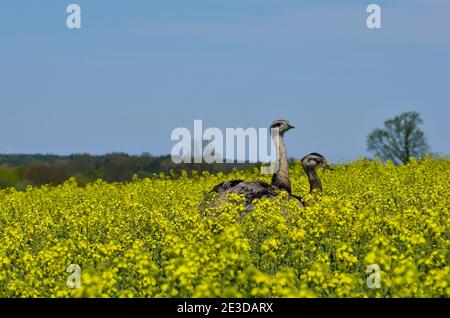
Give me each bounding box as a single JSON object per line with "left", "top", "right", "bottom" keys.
{"left": 301, "top": 153, "right": 333, "bottom": 172}
{"left": 301, "top": 153, "right": 333, "bottom": 193}
{"left": 270, "top": 119, "right": 295, "bottom": 136}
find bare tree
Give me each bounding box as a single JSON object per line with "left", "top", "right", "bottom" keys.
{"left": 367, "top": 112, "right": 429, "bottom": 164}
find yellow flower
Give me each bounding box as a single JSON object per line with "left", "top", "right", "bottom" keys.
{"left": 0, "top": 157, "right": 448, "bottom": 297}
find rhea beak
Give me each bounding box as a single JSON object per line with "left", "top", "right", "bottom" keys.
{"left": 322, "top": 162, "right": 334, "bottom": 171}
{"left": 288, "top": 124, "right": 295, "bottom": 129}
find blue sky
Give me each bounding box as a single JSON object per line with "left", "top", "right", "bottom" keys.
{"left": 0, "top": 0, "right": 449, "bottom": 163}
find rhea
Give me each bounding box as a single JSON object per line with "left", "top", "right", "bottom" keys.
{"left": 201, "top": 121, "right": 333, "bottom": 213}
{"left": 202, "top": 152, "right": 333, "bottom": 215}
{"left": 301, "top": 152, "right": 334, "bottom": 193}
{"left": 201, "top": 119, "right": 295, "bottom": 211}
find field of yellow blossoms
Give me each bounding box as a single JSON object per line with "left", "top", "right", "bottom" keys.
{"left": 0, "top": 157, "right": 449, "bottom": 297}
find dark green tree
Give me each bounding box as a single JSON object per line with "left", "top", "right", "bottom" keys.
{"left": 367, "top": 112, "right": 429, "bottom": 164}
{"left": 0, "top": 165, "right": 18, "bottom": 188}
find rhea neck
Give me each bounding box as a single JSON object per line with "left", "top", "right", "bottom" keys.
{"left": 304, "top": 166, "right": 322, "bottom": 193}
{"left": 271, "top": 130, "right": 291, "bottom": 193}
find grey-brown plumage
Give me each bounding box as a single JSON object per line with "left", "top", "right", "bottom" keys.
{"left": 270, "top": 119, "right": 295, "bottom": 193}
{"left": 201, "top": 152, "right": 333, "bottom": 214}
{"left": 210, "top": 119, "right": 294, "bottom": 193}
{"left": 301, "top": 153, "right": 333, "bottom": 193}
{"left": 201, "top": 120, "right": 295, "bottom": 212}
{"left": 200, "top": 120, "right": 333, "bottom": 215}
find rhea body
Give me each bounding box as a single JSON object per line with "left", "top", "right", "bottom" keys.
{"left": 204, "top": 152, "right": 333, "bottom": 214}
{"left": 206, "top": 120, "right": 294, "bottom": 209}
{"left": 203, "top": 121, "right": 333, "bottom": 212}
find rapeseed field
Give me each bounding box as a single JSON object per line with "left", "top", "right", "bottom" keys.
{"left": 0, "top": 157, "right": 449, "bottom": 297}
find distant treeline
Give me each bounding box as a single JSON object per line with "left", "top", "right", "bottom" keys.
{"left": 0, "top": 153, "right": 259, "bottom": 190}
